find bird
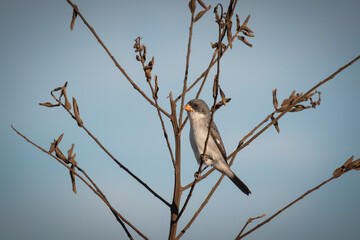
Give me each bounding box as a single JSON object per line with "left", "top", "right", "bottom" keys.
{"left": 184, "top": 99, "right": 251, "bottom": 195}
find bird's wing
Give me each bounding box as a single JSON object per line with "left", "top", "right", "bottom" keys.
{"left": 209, "top": 122, "right": 227, "bottom": 162}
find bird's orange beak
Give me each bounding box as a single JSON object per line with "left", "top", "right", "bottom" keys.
{"left": 184, "top": 103, "right": 193, "bottom": 112}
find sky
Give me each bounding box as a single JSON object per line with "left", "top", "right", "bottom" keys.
{"left": 1, "top": 0, "right": 359, "bottom": 239}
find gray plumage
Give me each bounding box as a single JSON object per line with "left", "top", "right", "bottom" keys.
{"left": 185, "top": 99, "right": 251, "bottom": 195}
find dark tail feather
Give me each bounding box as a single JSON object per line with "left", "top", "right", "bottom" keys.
{"left": 229, "top": 174, "right": 251, "bottom": 195}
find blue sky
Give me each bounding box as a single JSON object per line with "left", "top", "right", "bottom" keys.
{"left": 1, "top": 0, "right": 359, "bottom": 239}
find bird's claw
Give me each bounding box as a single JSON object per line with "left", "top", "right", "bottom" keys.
{"left": 194, "top": 171, "right": 200, "bottom": 179}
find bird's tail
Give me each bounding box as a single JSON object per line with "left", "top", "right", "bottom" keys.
{"left": 229, "top": 174, "right": 251, "bottom": 195}
{"left": 228, "top": 171, "right": 251, "bottom": 195}
{"left": 215, "top": 163, "right": 251, "bottom": 195}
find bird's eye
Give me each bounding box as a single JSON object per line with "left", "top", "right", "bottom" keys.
{"left": 194, "top": 103, "right": 198, "bottom": 108}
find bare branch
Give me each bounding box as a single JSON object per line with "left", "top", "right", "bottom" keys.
{"left": 179, "top": 7, "right": 195, "bottom": 129}
{"left": 235, "top": 165, "right": 354, "bottom": 240}
{"left": 11, "top": 125, "right": 148, "bottom": 240}
{"left": 228, "top": 54, "right": 360, "bottom": 160}
{"left": 65, "top": 0, "right": 171, "bottom": 118}
{"left": 48, "top": 85, "right": 172, "bottom": 207}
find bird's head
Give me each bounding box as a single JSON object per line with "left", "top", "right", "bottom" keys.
{"left": 184, "top": 99, "right": 211, "bottom": 122}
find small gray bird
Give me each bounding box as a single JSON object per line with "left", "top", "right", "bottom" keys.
{"left": 184, "top": 99, "right": 251, "bottom": 195}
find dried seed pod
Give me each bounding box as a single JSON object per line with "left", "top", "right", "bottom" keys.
{"left": 39, "top": 102, "right": 60, "bottom": 107}
{"left": 290, "top": 104, "right": 309, "bottom": 112}
{"left": 70, "top": 164, "right": 77, "bottom": 194}
{"left": 55, "top": 147, "right": 68, "bottom": 163}
{"left": 219, "top": 86, "right": 226, "bottom": 106}
{"left": 333, "top": 167, "right": 343, "bottom": 178}
{"left": 69, "top": 153, "right": 77, "bottom": 166}
{"left": 343, "top": 156, "right": 354, "bottom": 168}
{"left": 197, "top": 0, "right": 207, "bottom": 9}
{"left": 67, "top": 144, "right": 75, "bottom": 160}
{"left": 242, "top": 31, "right": 255, "bottom": 37}
{"left": 70, "top": 9, "right": 78, "bottom": 31}
{"left": 154, "top": 75, "right": 159, "bottom": 100}
{"left": 237, "top": 36, "right": 253, "bottom": 47}
{"left": 72, "top": 97, "right": 83, "bottom": 127}
{"left": 346, "top": 159, "right": 360, "bottom": 170}
{"left": 64, "top": 94, "right": 71, "bottom": 111}
{"left": 189, "top": 0, "right": 196, "bottom": 14}
{"left": 236, "top": 14, "right": 240, "bottom": 31}
{"left": 49, "top": 139, "right": 57, "bottom": 154}
{"left": 57, "top": 133, "right": 64, "bottom": 145}
{"left": 272, "top": 89, "right": 278, "bottom": 109}
{"left": 214, "top": 98, "right": 231, "bottom": 110}
{"left": 194, "top": 8, "right": 208, "bottom": 22}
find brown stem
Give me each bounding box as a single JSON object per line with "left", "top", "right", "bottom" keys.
{"left": 51, "top": 93, "right": 171, "bottom": 208}
{"left": 168, "top": 93, "right": 182, "bottom": 240}
{"left": 179, "top": 11, "right": 195, "bottom": 128}
{"left": 228, "top": 54, "right": 360, "bottom": 160}
{"left": 176, "top": 174, "right": 226, "bottom": 240}
{"left": 11, "top": 125, "right": 148, "bottom": 240}
{"left": 66, "top": 0, "right": 170, "bottom": 118}
{"left": 177, "top": 55, "right": 360, "bottom": 239}
{"left": 235, "top": 176, "right": 337, "bottom": 239}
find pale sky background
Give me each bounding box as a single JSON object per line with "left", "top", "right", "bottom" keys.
{"left": 1, "top": 0, "right": 360, "bottom": 239}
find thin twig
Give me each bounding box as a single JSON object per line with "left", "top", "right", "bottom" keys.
{"left": 51, "top": 93, "right": 172, "bottom": 207}
{"left": 176, "top": 161, "right": 203, "bottom": 223}
{"left": 66, "top": 0, "right": 170, "bottom": 119}
{"left": 235, "top": 176, "right": 337, "bottom": 239}
{"left": 176, "top": 174, "right": 226, "bottom": 240}
{"left": 178, "top": 10, "right": 195, "bottom": 128}
{"left": 177, "top": 55, "right": 360, "bottom": 238}
{"left": 228, "top": 54, "right": 360, "bottom": 160}
{"left": 137, "top": 45, "right": 176, "bottom": 167}
{"left": 237, "top": 213, "right": 265, "bottom": 237}
{"left": 11, "top": 125, "right": 149, "bottom": 240}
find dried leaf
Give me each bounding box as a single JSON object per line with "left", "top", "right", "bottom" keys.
{"left": 70, "top": 9, "right": 78, "bottom": 31}
{"left": 52, "top": 86, "right": 62, "bottom": 92}
{"left": 49, "top": 139, "right": 56, "bottom": 154}
{"left": 333, "top": 167, "right": 343, "bottom": 178}
{"left": 39, "top": 102, "right": 60, "bottom": 107}
{"left": 270, "top": 114, "right": 280, "bottom": 133}
{"left": 57, "top": 133, "right": 64, "bottom": 145}
{"left": 242, "top": 31, "right": 255, "bottom": 37}
{"left": 64, "top": 94, "right": 71, "bottom": 111}
{"left": 272, "top": 89, "right": 278, "bottom": 109}
{"left": 154, "top": 75, "right": 159, "bottom": 100}
{"left": 136, "top": 55, "right": 141, "bottom": 61}
{"left": 237, "top": 36, "right": 253, "bottom": 47}
{"left": 242, "top": 15, "right": 250, "bottom": 28}
{"left": 67, "top": 144, "right": 75, "bottom": 160}
{"left": 346, "top": 159, "right": 360, "bottom": 170}
{"left": 59, "top": 82, "right": 68, "bottom": 101}
{"left": 55, "top": 147, "right": 68, "bottom": 163}
{"left": 213, "top": 74, "right": 218, "bottom": 98}
{"left": 72, "top": 97, "right": 83, "bottom": 127}
{"left": 227, "top": 22, "right": 233, "bottom": 49}
{"left": 70, "top": 164, "right": 77, "bottom": 194}
{"left": 343, "top": 156, "right": 354, "bottom": 168}
{"left": 215, "top": 98, "right": 231, "bottom": 110}
{"left": 290, "top": 104, "right": 309, "bottom": 112}
{"left": 236, "top": 14, "right": 240, "bottom": 31}
{"left": 189, "top": 0, "right": 196, "bottom": 14}
{"left": 197, "top": 0, "right": 207, "bottom": 9}
{"left": 290, "top": 90, "right": 296, "bottom": 98}
{"left": 194, "top": 8, "right": 208, "bottom": 22}
{"left": 69, "top": 153, "right": 77, "bottom": 165}
{"left": 219, "top": 86, "right": 226, "bottom": 106}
